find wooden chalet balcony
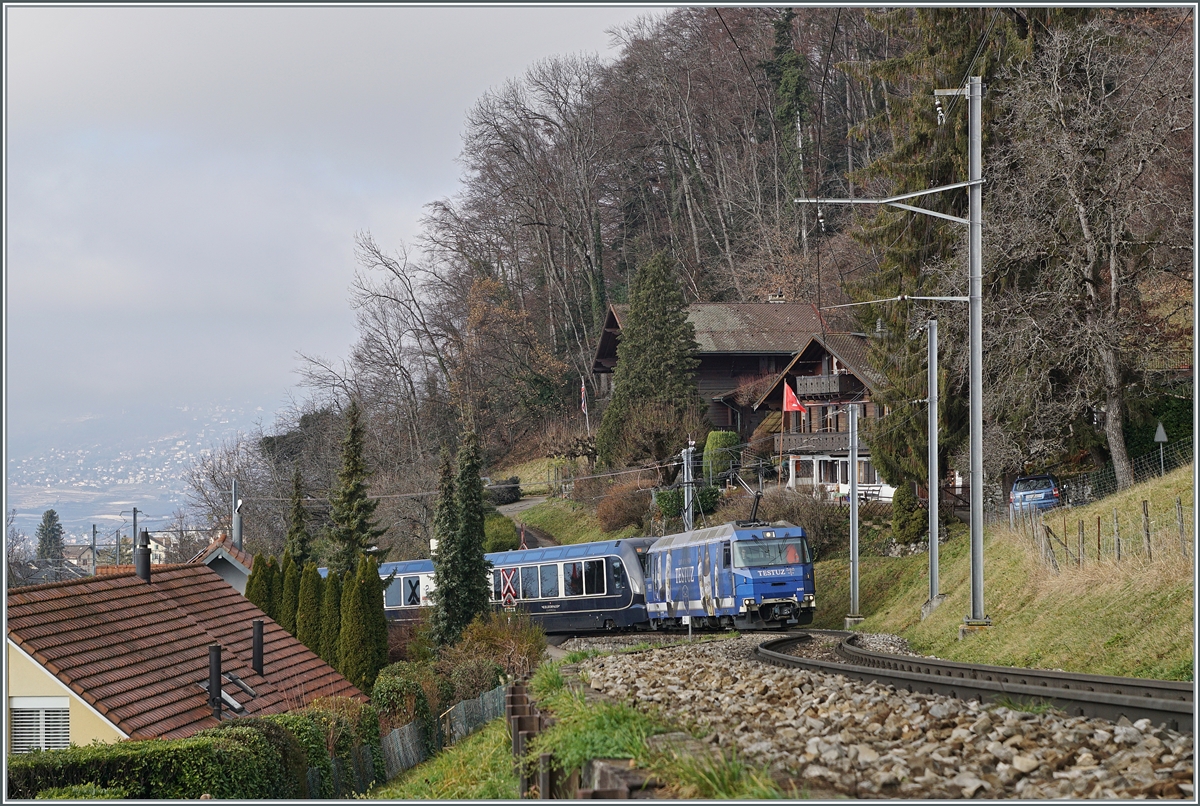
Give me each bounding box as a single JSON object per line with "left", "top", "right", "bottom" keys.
{"left": 793, "top": 373, "right": 862, "bottom": 397}
{"left": 775, "top": 431, "right": 852, "bottom": 453}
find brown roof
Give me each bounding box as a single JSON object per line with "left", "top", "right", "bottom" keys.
{"left": 95, "top": 563, "right": 177, "bottom": 576}
{"left": 188, "top": 532, "right": 254, "bottom": 572}
{"left": 7, "top": 565, "right": 364, "bottom": 740}
{"left": 753, "top": 332, "right": 883, "bottom": 410}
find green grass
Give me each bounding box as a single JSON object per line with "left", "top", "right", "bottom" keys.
{"left": 515, "top": 498, "right": 642, "bottom": 545}
{"left": 526, "top": 687, "right": 671, "bottom": 774}
{"left": 369, "top": 718, "right": 517, "bottom": 800}
{"left": 844, "top": 466, "right": 1194, "bottom": 680}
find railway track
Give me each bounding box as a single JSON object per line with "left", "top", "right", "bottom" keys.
{"left": 756, "top": 631, "right": 1194, "bottom": 733}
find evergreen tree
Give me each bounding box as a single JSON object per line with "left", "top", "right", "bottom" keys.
{"left": 245, "top": 553, "right": 268, "bottom": 612}
{"left": 261, "top": 556, "right": 280, "bottom": 622}
{"left": 280, "top": 551, "right": 301, "bottom": 635}
{"left": 361, "top": 556, "right": 391, "bottom": 684}
{"left": 431, "top": 434, "right": 492, "bottom": 646}
{"left": 596, "top": 252, "right": 703, "bottom": 467}
{"left": 295, "top": 562, "right": 323, "bottom": 653}
{"left": 318, "top": 569, "right": 343, "bottom": 667}
{"left": 338, "top": 556, "right": 371, "bottom": 690}
{"left": 284, "top": 467, "right": 312, "bottom": 565}
{"left": 327, "top": 399, "right": 385, "bottom": 575}
{"left": 429, "top": 450, "right": 461, "bottom": 646}
{"left": 35, "top": 510, "right": 65, "bottom": 563}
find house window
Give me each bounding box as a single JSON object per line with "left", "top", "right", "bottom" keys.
{"left": 10, "top": 697, "right": 69, "bottom": 753}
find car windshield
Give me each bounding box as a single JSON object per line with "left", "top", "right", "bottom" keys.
{"left": 1014, "top": 478, "right": 1053, "bottom": 492}
{"left": 733, "top": 537, "right": 810, "bottom": 568}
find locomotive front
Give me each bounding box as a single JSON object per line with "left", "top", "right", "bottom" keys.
{"left": 729, "top": 525, "right": 815, "bottom": 628}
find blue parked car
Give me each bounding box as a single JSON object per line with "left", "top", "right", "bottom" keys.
{"left": 1010, "top": 474, "right": 1062, "bottom": 512}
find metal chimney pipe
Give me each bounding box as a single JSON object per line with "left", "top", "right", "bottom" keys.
{"left": 134, "top": 529, "right": 151, "bottom": 582}
{"left": 208, "top": 644, "right": 222, "bottom": 720}
{"left": 251, "top": 620, "right": 264, "bottom": 676}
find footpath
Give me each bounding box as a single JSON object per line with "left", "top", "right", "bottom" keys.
{"left": 496, "top": 496, "right": 557, "bottom": 549}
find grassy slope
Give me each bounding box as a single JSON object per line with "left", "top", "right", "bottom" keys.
{"left": 369, "top": 719, "right": 518, "bottom": 799}
{"left": 815, "top": 464, "right": 1194, "bottom": 680}
{"left": 514, "top": 498, "right": 642, "bottom": 545}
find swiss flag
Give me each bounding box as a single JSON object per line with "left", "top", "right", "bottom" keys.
{"left": 783, "top": 382, "right": 807, "bottom": 413}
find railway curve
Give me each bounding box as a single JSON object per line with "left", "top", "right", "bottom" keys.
{"left": 756, "top": 631, "right": 1193, "bottom": 734}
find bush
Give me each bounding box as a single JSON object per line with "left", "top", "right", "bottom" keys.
{"left": 435, "top": 646, "right": 504, "bottom": 702}
{"left": 891, "top": 483, "right": 925, "bottom": 544}
{"left": 36, "top": 783, "right": 128, "bottom": 799}
{"left": 714, "top": 487, "right": 849, "bottom": 557}
{"left": 597, "top": 481, "right": 652, "bottom": 532}
{"left": 655, "top": 488, "right": 684, "bottom": 519}
{"left": 457, "top": 610, "right": 546, "bottom": 679}
{"left": 484, "top": 476, "right": 522, "bottom": 506}
{"left": 388, "top": 611, "right": 437, "bottom": 664}
{"left": 373, "top": 661, "right": 442, "bottom": 754}
{"left": 303, "top": 696, "right": 385, "bottom": 788}
{"left": 194, "top": 720, "right": 308, "bottom": 799}
{"left": 654, "top": 486, "right": 720, "bottom": 521}
{"left": 262, "top": 712, "right": 332, "bottom": 799}
{"left": 483, "top": 513, "right": 521, "bottom": 552}
{"left": 702, "top": 431, "right": 741, "bottom": 481}
{"left": 696, "top": 485, "right": 721, "bottom": 514}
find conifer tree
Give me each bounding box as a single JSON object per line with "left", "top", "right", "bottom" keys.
{"left": 327, "top": 399, "right": 385, "bottom": 575}
{"left": 35, "top": 510, "right": 65, "bottom": 563}
{"left": 284, "top": 467, "right": 312, "bottom": 565}
{"left": 295, "top": 562, "right": 323, "bottom": 652}
{"left": 361, "top": 556, "right": 390, "bottom": 682}
{"left": 431, "top": 434, "right": 492, "bottom": 646}
{"left": 261, "top": 556, "right": 280, "bottom": 622}
{"left": 245, "top": 553, "right": 268, "bottom": 612}
{"left": 596, "top": 252, "right": 703, "bottom": 467}
{"left": 280, "top": 551, "right": 301, "bottom": 635}
{"left": 429, "top": 450, "right": 460, "bottom": 646}
{"left": 338, "top": 556, "right": 371, "bottom": 690}
{"left": 318, "top": 569, "right": 343, "bottom": 667}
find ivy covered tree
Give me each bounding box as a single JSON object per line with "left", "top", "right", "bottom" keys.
{"left": 429, "top": 450, "right": 461, "bottom": 646}
{"left": 284, "top": 467, "right": 312, "bottom": 565}
{"left": 596, "top": 252, "right": 704, "bottom": 467}
{"left": 280, "top": 551, "right": 301, "bottom": 635}
{"left": 295, "top": 561, "right": 324, "bottom": 653}
{"left": 326, "top": 399, "right": 385, "bottom": 575}
{"left": 35, "top": 510, "right": 65, "bottom": 563}
{"left": 318, "top": 569, "right": 343, "bottom": 667}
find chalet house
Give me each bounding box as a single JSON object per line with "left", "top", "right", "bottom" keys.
{"left": 6, "top": 564, "right": 363, "bottom": 752}
{"left": 753, "top": 332, "right": 895, "bottom": 500}
{"left": 592, "top": 301, "right": 848, "bottom": 439}
{"left": 187, "top": 532, "right": 255, "bottom": 595}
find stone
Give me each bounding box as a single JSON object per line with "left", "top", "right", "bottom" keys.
{"left": 1011, "top": 755, "right": 1040, "bottom": 774}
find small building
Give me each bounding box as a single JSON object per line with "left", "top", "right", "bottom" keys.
{"left": 61, "top": 545, "right": 96, "bottom": 575}
{"left": 6, "top": 564, "right": 363, "bottom": 751}
{"left": 187, "top": 532, "right": 255, "bottom": 594}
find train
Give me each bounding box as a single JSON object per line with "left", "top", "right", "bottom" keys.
{"left": 330, "top": 519, "right": 815, "bottom": 634}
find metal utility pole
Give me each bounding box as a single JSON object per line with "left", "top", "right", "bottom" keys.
{"left": 682, "top": 441, "right": 695, "bottom": 532}
{"left": 91, "top": 525, "right": 97, "bottom": 575}
{"left": 846, "top": 404, "right": 862, "bottom": 627}
{"left": 131, "top": 508, "right": 138, "bottom": 566}
{"left": 924, "top": 319, "right": 944, "bottom": 617}
{"left": 232, "top": 478, "right": 242, "bottom": 550}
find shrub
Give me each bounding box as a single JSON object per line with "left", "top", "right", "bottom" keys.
{"left": 194, "top": 720, "right": 308, "bottom": 799}
{"left": 484, "top": 476, "right": 521, "bottom": 506}
{"left": 702, "top": 431, "right": 740, "bottom": 481}
{"left": 373, "top": 662, "right": 442, "bottom": 754}
{"left": 483, "top": 513, "right": 520, "bottom": 552}
{"left": 435, "top": 646, "right": 504, "bottom": 702}
{"left": 35, "top": 783, "right": 128, "bottom": 799}
{"left": 654, "top": 486, "right": 720, "bottom": 521}
{"left": 714, "top": 487, "right": 849, "bottom": 557}
{"left": 891, "top": 483, "right": 925, "bottom": 544}
{"left": 597, "top": 481, "right": 652, "bottom": 532}
{"left": 263, "top": 712, "right": 332, "bottom": 798}
{"left": 303, "top": 696, "right": 385, "bottom": 788}
{"left": 457, "top": 610, "right": 546, "bottom": 679}
{"left": 388, "top": 611, "right": 437, "bottom": 664}
{"left": 696, "top": 485, "right": 721, "bottom": 514}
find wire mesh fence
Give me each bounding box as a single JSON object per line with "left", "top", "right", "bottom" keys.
{"left": 378, "top": 683, "right": 506, "bottom": 783}
{"left": 1060, "top": 436, "right": 1193, "bottom": 506}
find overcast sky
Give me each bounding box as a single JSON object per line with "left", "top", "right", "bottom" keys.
{"left": 5, "top": 4, "right": 657, "bottom": 455}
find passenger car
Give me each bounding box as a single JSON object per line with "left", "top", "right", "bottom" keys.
{"left": 1010, "top": 474, "right": 1062, "bottom": 512}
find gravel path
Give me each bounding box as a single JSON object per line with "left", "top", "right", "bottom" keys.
{"left": 578, "top": 634, "right": 1194, "bottom": 799}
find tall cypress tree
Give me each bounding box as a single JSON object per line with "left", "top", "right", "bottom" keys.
{"left": 295, "top": 562, "right": 323, "bottom": 653}
{"left": 284, "top": 467, "right": 312, "bottom": 565}
{"left": 245, "top": 553, "right": 268, "bottom": 611}
{"left": 280, "top": 551, "right": 301, "bottom": 635}
{"left": 318, "top": 570, "right": 343, "bottom": 667}
{"left": 261, "top": 556, "right": 280, "bottom": 622}
{"left": 453, "top": 432, "right": 492, "bottom": 632}
{"left": 595, "top": 252, "right": 702, "bottom": 467}
{"left": 35, "top": 510, "right": 65, "bottom": 563}
{"left": 430, "top": 449, "right": 461, "bottom": 646}
{"left": 362, "top": 556, "right": 390, "bottom": 684}
{"left": 338, "top": 556, "right": 371, "bottom": 690}
{"left": 327, "top": 399, "right": 385, "bottom": 575}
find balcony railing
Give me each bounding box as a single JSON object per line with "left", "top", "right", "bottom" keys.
{"left": 792, "top": 373, "right": 862, "bottom": 397}
{"left": 775, "top": 432, "right": 854, "bottom": 453}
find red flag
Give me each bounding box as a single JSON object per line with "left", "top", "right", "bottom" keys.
{"left": 581, "top": 379, "right": 588, "bottom": 414}
{"left": 783, "top": 381, "right": 807, "bottom": 413}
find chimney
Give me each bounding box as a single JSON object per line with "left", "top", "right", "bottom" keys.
{"left": 252, "top": 620, "right": 264, "bottom": 676}
{"left": 134, "top": 529, "right": 151, "bottom": 582}
{"left": 767, "top": 290, "right": 786, "bottom": 303}
{"left": 208, "top": 644, "right": 222, "bottom": 720}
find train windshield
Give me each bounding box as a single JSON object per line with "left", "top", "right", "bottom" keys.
{"left": 733, "top": 537, "right": 810, "bottom": 568}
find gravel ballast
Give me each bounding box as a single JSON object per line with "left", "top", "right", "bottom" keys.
{"left": 578, "top": 635, "right": 1194, "bottom": 799}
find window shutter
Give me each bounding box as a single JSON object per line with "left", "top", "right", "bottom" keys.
{"left": 9, "top": 707, "right": 69, "bottom": 753}
{"left": 44, "top": 709, "right": 70, "bottom": 749}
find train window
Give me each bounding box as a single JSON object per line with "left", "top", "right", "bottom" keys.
{"left": 564, "top": 562, "right": 584, "bottom": 596}
{"left": 733, "top": 538, "right": 811, "bottom": 568}
{"left": 540, "top": 564, "right": 559, "bottom": 598}
{"left": 611, "top": 559, "right": 626, "bottom": 594}
{"left": 722, "top": 543, "right": 731, "bottom": 569}
{"left": 583, "top": 560, "right": 605, "bottom": 595}
{"left": 384, "top": 576, "right": 403, "bottom": 608}
{"left": 521, "top": 566, "right": 540, "bottom": 599}
{"left": 492, "top": 570, "right": 501, "bottom": 601}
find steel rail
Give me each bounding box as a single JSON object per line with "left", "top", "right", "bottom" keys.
{"left": 756, "top": 632, "right": 1194, "bottom": 734}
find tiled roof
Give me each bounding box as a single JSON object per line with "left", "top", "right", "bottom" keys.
{"left": 612, "top": 302, "right": 847, "bottom": 353}
{"left": 752, "top": 332, "right": 883, "bottom": 409}
{"left": 188, "top": 532, "right": 254, "bottom": 572}
{"left": 7, "top": 565, "right": 364, "bottom": 740}
{"left": 95, "top": 563, "right": 177, "bottom": 576}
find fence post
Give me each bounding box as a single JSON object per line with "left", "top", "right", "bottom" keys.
{"left": 1096, "top": 516, "right": 1101, "bottom": 560}
{"left": 1142, "top": 500, "right": 1152, "bottom": 561}
{"left": 1178, "top": 497, "right": 1187, "bottom": 558}
{"left": 1078, "top": 520, "right": 1084, "bottom": 568}
{"left": 1113, "top": 508, "right": 1121, "bottom": 563}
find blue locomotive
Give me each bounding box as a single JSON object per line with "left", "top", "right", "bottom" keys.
{"left": 331, "top": 520, "right": 814, "bottom": 634}
{"left": 645, "top": 521, "right": 815, "bottom": 631}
